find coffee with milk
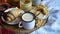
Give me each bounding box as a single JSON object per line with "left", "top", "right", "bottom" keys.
{"left": 22, "top": 13, "right": 34, "bottom": 22}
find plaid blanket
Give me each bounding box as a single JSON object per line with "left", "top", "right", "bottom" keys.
{"left": 0, "top": 2, "right": 15, "bottom": 34}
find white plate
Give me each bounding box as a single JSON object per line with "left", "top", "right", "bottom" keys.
{"left": 1, "top": 8, "right": 22, "bottom": 25}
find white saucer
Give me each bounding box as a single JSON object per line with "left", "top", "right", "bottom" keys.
{"left": 1, "top": 8, "right": 24, "bottom": 25}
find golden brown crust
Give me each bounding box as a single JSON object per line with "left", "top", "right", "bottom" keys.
{"left": 5, "top": 17, "right": 12, "bottom": 23}
{"left": 35, "top": 19, "right": 43, "bottom": 27}
{"left": 7, "top": 13, "right": 15, "bottom": 20}
{"left": 36, "top": 12, "right": 44, "bottom": 20}
{"left": 35, "top": 11, "right": 40, "bottom": 16}
{"left": 36, "top": 4, "right": 48, "bottom": 15}
{"left": 9, "top": 8, "right": 20, "bottom": 17}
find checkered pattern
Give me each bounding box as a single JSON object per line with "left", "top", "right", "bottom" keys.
{"left": 0, "top": 1, "right": 15, "bottom": 34}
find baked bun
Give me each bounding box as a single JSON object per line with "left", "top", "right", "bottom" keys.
{"left": 35, "top": 4, "right": 48, "bottom": 20}
{"left": 36, "top": 12, "right": 44, "bottom": 20}
{"left": 7, "top": 13, "right": 15, "bottom": 20}
{"left": 5, "top": 7, "right": 21, "bottom": 23}
{"left": 9, "top": 7, "right": 20, "bottom": 17}
{"left": 6, "top": 17, "right": 12, "bottom": 23}
{"left": 36, "top": 4, "right": 48, "bottom": 15}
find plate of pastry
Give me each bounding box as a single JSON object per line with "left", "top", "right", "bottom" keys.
{"left": 1, "top": 7, "right": 24, "bottom": 25}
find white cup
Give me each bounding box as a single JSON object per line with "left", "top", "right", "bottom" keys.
{"left": 19, "top": 12, "right": 35, "bottom": 30}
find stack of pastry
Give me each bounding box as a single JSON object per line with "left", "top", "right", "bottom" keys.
{"left": 35, "top": 4, "right": 48, "bottom": 26}
{"left": 36, "top": 4, "right": 48, "bottom": 19}
{"left": 30, "top": 4, "right": 48, "bottom": 20}
{"left": 36, "top": 4, "right": 48, "bottom": 15}
{"left": 5, "top": 7, "right": 21, "bottom": 23}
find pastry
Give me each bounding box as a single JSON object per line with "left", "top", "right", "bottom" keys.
{"left": 35, "top": 11, "right": 40, "bottom": 16}
{"left": 9, "top": 7, "right": 20, "bottom": 18}
{"left": 5, "top": 7, "right": 21, "bottom": 23}
{"left": 36, "top": 12, "right": 44, "bottom": 20}
{"left": 35, "top": 4, "right": 48, "bottom": 20}
{"left": 7, "top": 13, "right": 15, "bottom": 20}
{"left": 35, "top": 20, "right": 43, "bottom": 27}
{"left": 36, "top": 4, "right": 48, "bottom": 15}
{"left": 6, "top": 17, "right": 12, "bottom": 23}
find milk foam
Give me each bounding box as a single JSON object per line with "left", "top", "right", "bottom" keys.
{"left": 22, "top": 13, "right": 34, "bottom": 21}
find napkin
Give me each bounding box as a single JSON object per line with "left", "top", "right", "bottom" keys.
{"left": 31, "top": 0, "right": 60, "bottom": 34}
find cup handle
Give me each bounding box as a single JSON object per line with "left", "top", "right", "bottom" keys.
{"left": 18, "top": 21, "right": 23, "bottom": 28}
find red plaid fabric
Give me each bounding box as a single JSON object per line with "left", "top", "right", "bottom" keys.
{"left": 0, "top": 29, "right": 2, "bottom": 34}
{"left": 0, "top": 0, "right": 6, "bottom": 3}
{"left": 0, "top": 0, "right": 15, "bottom": 34}
{"left": 0, "top": 24, "right": 2, "bottom": 34}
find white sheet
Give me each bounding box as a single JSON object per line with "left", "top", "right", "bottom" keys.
{"left": 30, "top": 0, "right": 60, "bottom": 34}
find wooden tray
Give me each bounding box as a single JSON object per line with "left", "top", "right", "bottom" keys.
{"left": 3, "top": 18, "right": 47, "bottom": 34}
{"left": 1, "top": 1, "right": 48, "bottom": 33}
